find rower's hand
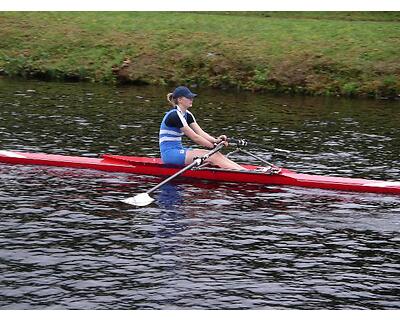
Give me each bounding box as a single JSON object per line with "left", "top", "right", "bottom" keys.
{"left": 216, "top": 135, "right": 228, "bottom": 146}
{"left": 217, "top": 135, "right": 227, "bottom": 141}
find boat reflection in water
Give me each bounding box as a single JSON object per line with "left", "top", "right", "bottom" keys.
{"left": 157, "top": 183, "right": 184, "bottom": 209}
{"left": 155, "top": 179, "right": 287, "bottom": 211}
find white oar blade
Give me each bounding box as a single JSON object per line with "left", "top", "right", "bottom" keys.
{"left": 121, "top": 193, "right": 154, "bottom": 206}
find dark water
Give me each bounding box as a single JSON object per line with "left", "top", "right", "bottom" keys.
{"left": 0, "top": 78, "right": 399, "bottom": 309}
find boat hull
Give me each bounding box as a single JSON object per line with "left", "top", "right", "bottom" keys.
{"left": 1, "top": 150, "right": 400, "bottom": 194}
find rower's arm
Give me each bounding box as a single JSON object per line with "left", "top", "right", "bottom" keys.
{"left": 189, "top": 122, "right": 217, "bottom": 143}
{"left": 181, "top": 125, "right": 215, "bottom": 148}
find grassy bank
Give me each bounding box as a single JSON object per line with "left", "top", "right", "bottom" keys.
{"left": 0, "top": 12, "right": 399, "bottom": 98}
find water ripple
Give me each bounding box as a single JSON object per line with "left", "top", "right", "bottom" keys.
{"left": 0, "top": 79, "right": 400, "bottom": 309}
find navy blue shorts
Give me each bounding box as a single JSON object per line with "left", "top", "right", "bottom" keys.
{"left": 161, "top": 148, "right": 190, "bottom": 166}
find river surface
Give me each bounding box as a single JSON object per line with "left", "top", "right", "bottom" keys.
{"left": 0, "top": 78, "right": 399, "bottom": 309}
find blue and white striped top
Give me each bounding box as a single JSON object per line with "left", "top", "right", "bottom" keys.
{"left": 159, "top": 106, "right": 196, "bottom": 152}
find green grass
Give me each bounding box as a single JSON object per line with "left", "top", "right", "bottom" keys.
{"left": 206, "top": 12, "right": 400, "bottom": 22}
{"left": 0, "top": 12, "right": 399, "bottom": 98}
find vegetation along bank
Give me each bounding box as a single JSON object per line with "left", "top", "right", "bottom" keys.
{"left": 0, "top": 12, "right": 399, "bottom": 98}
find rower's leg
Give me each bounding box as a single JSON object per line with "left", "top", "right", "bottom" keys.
{"left": 185, "top": 149, "right": 247, "bottom": 170}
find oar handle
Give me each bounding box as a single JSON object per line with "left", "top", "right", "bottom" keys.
{"left": 227, "top": 138, "right": 249, "bottom": 147}
{"left": 227, "top": 138, "right": 291, "bottom": 155}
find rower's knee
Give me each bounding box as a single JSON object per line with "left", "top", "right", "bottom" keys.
{"left": 209, "top": 152, "right": 225, "bottom": 165}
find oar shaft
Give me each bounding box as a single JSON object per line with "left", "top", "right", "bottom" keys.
{"left": 147, "top": 142, "right": 225, "bottom": 195}
{"left": 147, "top": 160, "right": 199, "bottom": 194}
{"left": 227, "top": 138, "right": 290, "bottom": 154}
{"left": 238, "top": 148, "right": 274, "bottom": 167}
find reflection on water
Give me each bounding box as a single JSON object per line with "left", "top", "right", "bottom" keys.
{"left": 157, "top": 184, "right": 184, "bottom": 209}
{"left": 0, "top": 78, "right": 400, "bottom": 309}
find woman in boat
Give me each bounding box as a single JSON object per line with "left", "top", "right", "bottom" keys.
{"left": 159, "top": 86, "right": 246, "bottom": 170}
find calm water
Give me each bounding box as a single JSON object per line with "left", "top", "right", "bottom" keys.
{"left": 0, "top": 78, "right": 399, "bottom": 309}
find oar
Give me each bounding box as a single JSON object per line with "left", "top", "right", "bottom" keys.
{"left": 121, "top": 142, "right": 226, "bottom": 206}
{"left": 227, "top": 138, "right": 291, "bottom": 155}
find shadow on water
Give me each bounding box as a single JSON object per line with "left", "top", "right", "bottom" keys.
{"left": 0, "top": 78, "right": 400, "bottom": 309}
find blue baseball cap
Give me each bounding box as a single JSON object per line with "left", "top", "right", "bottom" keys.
{"left": 172, "top": 86, "right": 197, "bottom": 99}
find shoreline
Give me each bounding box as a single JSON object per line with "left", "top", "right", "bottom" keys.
{"left": 1, "top": 12, "right": 399, "bottom": 99}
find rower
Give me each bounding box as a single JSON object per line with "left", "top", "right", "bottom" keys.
{"left": 159, "top": 86, "right": 247, "bottom": 170}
